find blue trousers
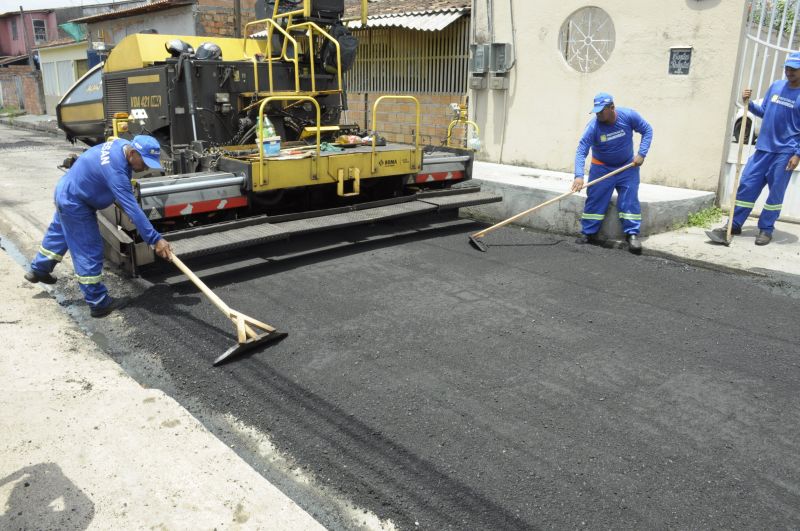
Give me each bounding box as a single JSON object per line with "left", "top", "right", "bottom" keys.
{"left": 581, "top": 162, "right": 642, "bottom": 235}
{"left": 31, "top": 201, "right": 110, "bottom": 309}
{"left": 732, "top": 150, "right": 793, "bottom": 233}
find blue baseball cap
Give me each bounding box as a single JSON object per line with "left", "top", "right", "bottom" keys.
{"left": 131, "top": 135, "right": 163, "bottom": 170}
{"left": 785, "top": 51, "right": 800, "bottom": 69}
{"left": 590, "top": 92, "right": 614, "bottom": 114}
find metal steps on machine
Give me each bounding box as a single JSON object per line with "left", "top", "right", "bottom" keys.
{"left": 169, "top": 187, "right": 500, "bottom": 258}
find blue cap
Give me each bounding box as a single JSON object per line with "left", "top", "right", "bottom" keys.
{"left": 590, "top": 92, "right": 614, "bottom": 114}
{"left": 786, "top": 51, "right": 800, "bottom": 69}
{"left": 131, "top": 135, "right": 163, "bottom": 170}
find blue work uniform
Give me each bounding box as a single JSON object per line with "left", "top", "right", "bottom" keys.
{"left": 30, "top": 139, "right": 161, "bottom": 310}
{"left": 732, "top": 79, "right": 800, "bottom": 233}
{"left": 575, "top": 107, "right": 654, "bottom": 235}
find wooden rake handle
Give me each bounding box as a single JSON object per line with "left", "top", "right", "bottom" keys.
{"left": 170, "top": 254, "right": 276, "bottom": 342}
{"left": 471, "top": 161, "right": 636, "bottom": 239}
{"left": 725, "top": 95, "right": 750, "bottom": 241}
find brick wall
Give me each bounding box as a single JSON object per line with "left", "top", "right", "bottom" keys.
{"left": 195, "top": 0, "right": 258, "bottom": 37}
{"left": 0, "top": 66, "right": 46, "bottom": 115}
{"left": 347, "top": 92, "right": 472, "bottom": 147}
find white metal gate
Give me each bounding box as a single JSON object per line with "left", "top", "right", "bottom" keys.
{"left": 722, "top": 0, "right": 800, "bottom": 222}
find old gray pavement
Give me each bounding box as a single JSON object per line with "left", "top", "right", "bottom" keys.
{"left": 1, "top": 123, "right": 799, "bottom": 529}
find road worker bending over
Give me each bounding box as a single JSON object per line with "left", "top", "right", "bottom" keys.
{"left": 25, "top": 135, "right": 172, "bottom": 317}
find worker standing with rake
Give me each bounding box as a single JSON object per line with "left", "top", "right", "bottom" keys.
{"left": 710, "top": 52, "right": 800, "bottom": 246}
{"left": 572, "top": 92, "right": 654, "bottom": 254}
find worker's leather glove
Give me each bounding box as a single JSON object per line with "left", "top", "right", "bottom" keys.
{"left": 154, "top": 239, "right": 173, "bottom": 261}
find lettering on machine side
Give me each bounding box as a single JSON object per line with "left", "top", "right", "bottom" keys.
{"left": 130, "top": 95, "right": 163, "bottom": 108}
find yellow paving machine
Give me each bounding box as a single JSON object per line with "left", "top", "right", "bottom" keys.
{"left": 57, "top": 0, "right": 499, "bottom": 275}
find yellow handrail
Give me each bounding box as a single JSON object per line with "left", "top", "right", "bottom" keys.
{"left": 447, "top": 119, "right": 480, "bottom": 149}
{"left": 370, "top": 95, "right": 420, "bottom": 173}
{"left": 256, "top": 96, "right": 321, "bottom": 186}
{"left": 286, "top": 21, "right": 342, "bottom": 94}
{"left": 243, "top": 18, "right": 300, "bottom": 95}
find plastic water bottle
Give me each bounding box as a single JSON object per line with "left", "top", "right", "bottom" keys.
{"left": 258, "top": 116, "right": 280, "bottom": 155}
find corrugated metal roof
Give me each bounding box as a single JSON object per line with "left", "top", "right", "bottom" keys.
{"left": 69, "top": 0, "right": 193, "bottom": 24}
{"left": 344, "top": 0, "right": 469, "bottom": 18}
{"left": 346, "top": 7, "right": 467, "bottom": 32}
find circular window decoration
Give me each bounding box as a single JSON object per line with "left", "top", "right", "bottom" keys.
{"left": 558, "top": 7, "right": 616, "bottom": 73}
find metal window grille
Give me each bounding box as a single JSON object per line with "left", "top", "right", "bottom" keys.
{"left": 345, "top": 17, "right": 469, "bottom": 94}
{"left": 11, "top": 19, "right": 17, "bottom": 41}
{"left": 558, "top": 7, "right": 615, "bottom": 74}
{"left": 33, "top": 20, "right": 47, "bottom": 43}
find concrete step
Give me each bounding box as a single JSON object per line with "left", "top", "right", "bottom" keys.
{"left": 462, "top": 161, "right": 716, "bottom": 239}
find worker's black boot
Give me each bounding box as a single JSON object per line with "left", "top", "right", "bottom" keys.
{"left": 90, "top": 297, "right": 129, "bottom": 318}
{"left": 24, "top": 270, "right": 57, "bottom": 285}
{"left": 575, "top": 233, "right": 600, "bottom": 245}
{"left": 755, "top": 230, "right": 772, "bottom": 246}
{"left": 626, "top": 234, "right": 642, "bottom": 255}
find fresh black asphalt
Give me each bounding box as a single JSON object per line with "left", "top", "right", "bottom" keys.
{"left": 92, "top": 219, "right": 800, "bottom": 530}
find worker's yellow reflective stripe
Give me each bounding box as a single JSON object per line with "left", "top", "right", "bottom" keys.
{"left": 38, "top": 246, "right": 63, "bottom": 262}
{"left": 735, "top": 200, "right": 755, "bottom": 208}
{"left": 76, "top": 274, "right": 103, "bottom": 285}
{"left": 763, "top": 203, "right": 783, "bottom": 211}
{"left": 618, "top": 213, "right": 642, "bottom": 220}
{"left": 581, "top": 213, "right": 605, "bottom": 220}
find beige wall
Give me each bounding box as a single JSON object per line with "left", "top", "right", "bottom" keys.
{"left": 470, "top": 0, "right": 747, "bottom": 190}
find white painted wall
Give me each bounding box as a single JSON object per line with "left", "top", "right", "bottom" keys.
{"left": 470, "top": 0, "right": 748, "bottom": 191}
{"left": 37, "top": 42, "right": 89, "bottom": 114}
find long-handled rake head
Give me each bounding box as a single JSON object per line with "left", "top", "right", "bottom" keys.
{"left": 170, "top": 254, "right": 287, "bottom": 366}
{"left": 468, "top": 233, "right": 488, "bottom": 252}
{"left": 706, "top": 228, "right": 733, "bottom": 246}
{"left": 214, "top": 310, "right": 288, "bottom": 366}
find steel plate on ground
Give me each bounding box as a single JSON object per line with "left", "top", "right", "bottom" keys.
{"left": 418, "top": 190, "right": 503, "bottom": 208}
{"left": 171, "top": 201, "right": 437, "bottom": 258}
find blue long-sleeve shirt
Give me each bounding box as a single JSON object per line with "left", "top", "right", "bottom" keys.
{"left": 748, "top": 79, "right": 800, "bottom": 155}
{"left": 56, "top": 138, "right": 162, "bottom": 245}
{"left": 574, "top": 107, "right": 653, "bottom": 177}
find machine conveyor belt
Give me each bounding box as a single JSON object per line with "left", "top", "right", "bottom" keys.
{"left": 170, "top": 189, "right": 500, "bottom": 258}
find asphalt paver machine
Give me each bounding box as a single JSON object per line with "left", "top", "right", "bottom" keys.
{"left": 57, "top": 0, "right": 500, "bottom": 276}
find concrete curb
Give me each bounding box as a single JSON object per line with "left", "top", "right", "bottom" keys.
{"left": 465, "top": 161, "right": 716, "bottom": 239}
{"left": 0, "top": 116, "right": 62, "bottom": 136}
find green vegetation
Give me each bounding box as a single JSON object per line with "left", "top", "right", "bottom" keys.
{"left": 686, "top": 206, "right": 724, "bottom": 228}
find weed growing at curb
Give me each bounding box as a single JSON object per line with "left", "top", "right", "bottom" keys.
{"left": 686, "top": 206, "right": 724, "bottom": 228}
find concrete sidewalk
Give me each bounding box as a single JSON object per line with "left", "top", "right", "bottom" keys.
{"left": 465, "top": 161, "right": 716, "bottom": 240}
{"left": 465, "top": 160, "right": 800, "bottom": 283}
{"left": 0, "top": 241, "right": 325, "bottom": 529}
{"left": 0, "top": 112, "right": 61, "bottom": 136}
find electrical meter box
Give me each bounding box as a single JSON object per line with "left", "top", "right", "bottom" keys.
{"left": 469, "top": 75, "right": 487, "bottom": 90}
{"left": 489, "top": 43, "right": 513, "bottom": 73}
{"left": 469, "top": 44, "right": 490, "bottom": 74}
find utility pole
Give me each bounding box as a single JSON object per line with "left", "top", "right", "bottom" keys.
{"left": 19, "top": 6, "right": 34, "bottom": 67}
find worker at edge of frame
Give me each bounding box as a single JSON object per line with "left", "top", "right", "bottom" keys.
{"left": 24, "top": 135, "right": 173, "bottom": 318}
{"left": 711, "top": 51, "right": 800, "bottom": 246}
{"left": 572, "top": 92, "right": 654, "bottom": 255}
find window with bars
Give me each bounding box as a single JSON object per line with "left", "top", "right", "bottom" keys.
{"left": 11, "top": 19, "right": 18, "bottom": 41}
{"left": 33, "top": 19, "right": 47, "bottom": 43}
{"left": 558, "top": 7, "right": 615, "bottom": 73}
{"left": 345, "top": 17, "right": 469, "bottom": 94}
